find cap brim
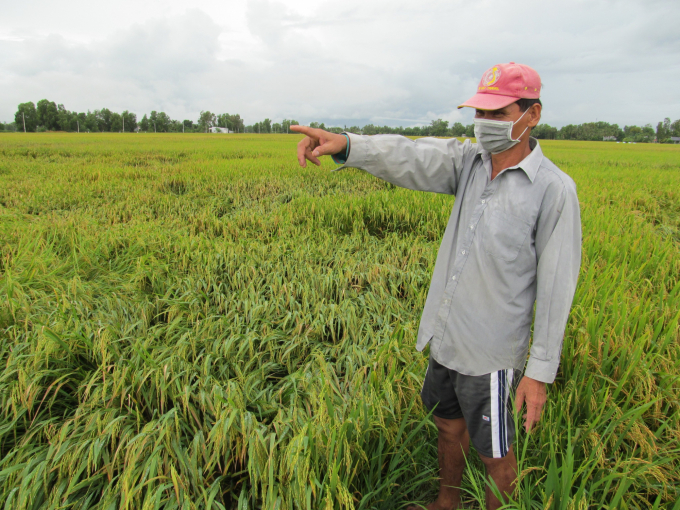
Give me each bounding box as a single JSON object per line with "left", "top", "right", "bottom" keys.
{"left": 458, "top": 93, "right": 519, "bottom": 110}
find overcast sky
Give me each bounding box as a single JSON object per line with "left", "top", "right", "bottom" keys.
{"left": 1, "top": 0, "right": 678, "bottom": 128}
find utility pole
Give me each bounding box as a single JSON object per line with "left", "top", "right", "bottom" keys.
{"left": 22, "top": 112, "right": 26, "bottom": 133}
{"left": 183, "top": 121, "right": 184, "bottom": 133}
{"left": 154, "top": 122, "right": 156, "bottom": 133}
{"left": 122, "top": 116, "right": 125, "bottom": 133}
{"left": 77, "top": 121, "right": 79, "bottom": 133}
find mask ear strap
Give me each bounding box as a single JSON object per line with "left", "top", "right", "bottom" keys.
{"left": 511, "top": 107, "right": 531, "bottom": 141}
{"left": 513, "top": 108, "right": 530, "bottom": 125}
{"left": 512, "top": 126, "right": 529, "bottom": 142}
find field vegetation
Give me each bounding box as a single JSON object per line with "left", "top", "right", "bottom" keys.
{"left": 0, "top": 133, "right": 679, "bottom": 509}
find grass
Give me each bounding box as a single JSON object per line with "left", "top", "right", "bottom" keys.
{"left": 0, "top": 133, "right": 679, "bottom": 509}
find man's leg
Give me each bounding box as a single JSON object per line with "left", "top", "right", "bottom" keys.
{"left": 408, "top": 416, "right": 469, "bottom": 510}
{"left": 432, "top": 416, "right": 470, "bottom": 509}
{"left": 478, "top": 446, "right": 517, "bottom": 510}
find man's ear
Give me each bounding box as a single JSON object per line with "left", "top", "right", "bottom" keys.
{"left": 528, "top": 104, "right": 542, "bottom": 128}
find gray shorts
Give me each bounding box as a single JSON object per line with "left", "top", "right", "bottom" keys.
{"left": 420, "top": 355, "right": 521, "bottom": 459}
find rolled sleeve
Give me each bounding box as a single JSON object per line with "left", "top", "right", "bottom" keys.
{"left": 525, "top": 178, "right": 582, "bottom": 383}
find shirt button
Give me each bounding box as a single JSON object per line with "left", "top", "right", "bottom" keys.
{"left": 481, "top": 200, "right": 486, "bottom": 204}
{"left": 451, "top": 275, "right": 456, "bottom": 280}
{"left": 470, "top": 225, "right": 474, "bottom": 229}
{"left": 461, "top": 250, "right": 466, "bottom": 255}
{"left": 444, "top": 300, "right": 449, "bottom": 304}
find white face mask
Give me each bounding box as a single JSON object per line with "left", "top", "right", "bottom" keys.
{"left": 473, "top": 108, "right": 530, "bottom": 154}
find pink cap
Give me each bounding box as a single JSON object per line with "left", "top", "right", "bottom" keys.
{"left": 458, "top": 62, "right": 541, "bottom": 110}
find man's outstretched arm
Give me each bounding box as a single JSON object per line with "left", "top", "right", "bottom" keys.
{"left": 291, "top": 125, "right": 475, "bottom": 195}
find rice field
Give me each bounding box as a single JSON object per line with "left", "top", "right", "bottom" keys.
{"left": 0, "top": 133, "right": 679, "bottom": 509}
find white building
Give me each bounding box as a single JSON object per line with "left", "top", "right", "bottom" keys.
{"left": 209, "top": 127, "right": 232, "bottom": 133}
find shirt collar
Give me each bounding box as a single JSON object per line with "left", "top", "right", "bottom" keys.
{"left": 479, "top": 137, "right": 543, "bottom": 183}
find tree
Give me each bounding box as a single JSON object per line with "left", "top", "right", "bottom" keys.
{"left": 140, "top": 114, "right": 149, "bottom": 132}
{"left": 642, "top": 124, "right": 655, "bottom": 140}
{"left": 216, "top": 113, "right": 244, "bottom": 132}
{"left": 450, "top": 122, "right": 466, "bottom": 136}
{"left": 156, "top": 112, "right": 171, "bottom": 132}
{"left": 362, "top": 124, "right": 377, "bottom": 135}
{"left": 671, "top": 119, "right": 680, "bottom": 137}
{"left": 149, "top": 111, "right": 158, "bottom": 132}
{"left": 122, "top": 111, "right": 137, "bottom": 132}
{"left": 15, "top": 102, "right": 38, "bottom": 132}
{"left": 656, "top": 118, "right": 671, "bottom": 142}
{"left": 97, "top": 108, "right": 113, "bottom": 131}
{"left": 76, "top": 112, "right": 86, "bottom": 132}
{"left": 532, "top": 124, "right": 558, "bottom": 140}
{"left": 110, "top": 112, "right": 123, "bottom": 132}
{"left": 430, "top": 119, "right": 449, "bottom": 137}
{"left": 281, "top": 119, "right": 298, "bottom": 133}
{"left": 36, "top": 99, "right": 59, "bottom": 130}
{"left": 84, "top": 110, "right": 99, "bottom": 132}
{"left": 217, "top": 113, "right": 230, "bottom": 129}
{"left": 57, "top": 104, "right": 73, "bottom": 131}
{"left": 230, "top": 114, "right": 244, "bottom": 132}
{"left": 198, "top": 111, "right": 216, "bottom": 132}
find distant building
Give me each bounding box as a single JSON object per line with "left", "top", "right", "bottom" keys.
{"left": 210, "top": 127, "right": 231, "bottom": 133}
{"left": 603, "top": 136, "right": 617, "bottom": 141}
{"left": 671, "top": 137, "right": 680, "bottom": 144}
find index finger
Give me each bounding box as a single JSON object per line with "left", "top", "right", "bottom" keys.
{"left": 290, "top": 125, "right": 314, "bottom": 136}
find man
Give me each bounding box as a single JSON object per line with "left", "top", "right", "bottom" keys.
{"left": 291, "top": 62, "right": 581, "bottom": 510}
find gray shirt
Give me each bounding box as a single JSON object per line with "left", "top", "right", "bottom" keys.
{"left": 334, "top": 134, "right": 581, "bottom": 383}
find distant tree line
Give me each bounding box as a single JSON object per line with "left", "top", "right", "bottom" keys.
{"left": 11, "top": 100, "right": 138, "bottom": 133}
{"left": 532, "top": 119, "right": 680, "bottom": 143}
{"left": 352, "top": 118, "right": 680, "bottom": 143}
{"left": 7, "top": 100, "right": 252, "bottom": 134}
{"left": 3, "top": 99, "right": 679, "bottom": 143}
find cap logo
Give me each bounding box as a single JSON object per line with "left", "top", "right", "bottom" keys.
{"left": 482, "top": 67, "right": 501, "bottom": 87}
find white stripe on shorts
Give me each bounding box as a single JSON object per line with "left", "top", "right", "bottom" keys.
{"left": 490, "top": 371, "right": 501, "bottom": 458}
{"left": 504, "top": 370, "right": 514, "bottom": 454}
{"left": 490, "top": 369, "right": 513, "bottom": 459}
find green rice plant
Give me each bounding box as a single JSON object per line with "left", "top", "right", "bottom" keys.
{"left": 0, "top": 133, "right": 679, "bottom": 509}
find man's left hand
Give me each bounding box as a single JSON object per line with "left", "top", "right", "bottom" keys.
{"left": 514, "top": 376, "right": 547, "bottom": 433}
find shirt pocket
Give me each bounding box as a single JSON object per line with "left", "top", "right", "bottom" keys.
{"left": 482, "top": 208, "right": 533, "bottom": 262}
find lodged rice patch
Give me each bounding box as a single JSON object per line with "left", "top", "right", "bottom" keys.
{"left": 0, "top": 133, "right": 679, "bottom": 509}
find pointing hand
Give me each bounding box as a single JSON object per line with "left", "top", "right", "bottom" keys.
{"left": 290, "top": 125, "right": 348, "bottom": 168}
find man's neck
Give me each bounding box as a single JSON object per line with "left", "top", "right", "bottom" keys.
{"left": 490, "top": 138, "right": 533, "bottom": 180}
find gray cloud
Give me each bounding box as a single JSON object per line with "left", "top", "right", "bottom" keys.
{"left": 1, "top": 0, "right": 679, "bottom": 127}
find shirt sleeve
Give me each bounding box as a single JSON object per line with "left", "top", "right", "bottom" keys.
{"left": 525, "top": 177, "right": 582, "bottom": 383}
{"left": 332, "top": 132, "right": 477, "bottom": 195}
